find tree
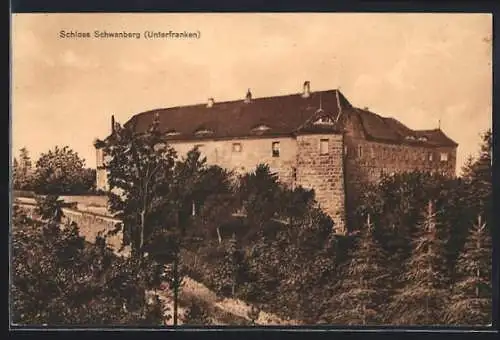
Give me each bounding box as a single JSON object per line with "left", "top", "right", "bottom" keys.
{"left": 389, "top": 201, "right": 450, "bottom": 325}
{"left": 354, "top": 171, "right": 469, "bottom": 288}
{"left": 324, "top": 214, "right": 390, "bottom": 325}
{"left": 34, "top": 194, "right": 64, "bottom": 222}
{"left": 98, "top": 115, "right": 177, "bottom": 258}
{"left": 212, "top": 233, "right": 245, "bottom": 297}
{"left": 13, "top": 147, "right": 34, "bottom": 190}
{"left": 11, "top": 205, "right": 164, "bottom": 325}
{"left": 33, "top": 146, "right": 95, "bottom": 194}
{"left": 194, "top": 165, "right": 238, "bottom": 245}
{"left": 239, "top": 164, "right": 283, "bottom": 231}
{"left": 461, "top": 129, "right": 492, "bottom": 229}
{"left": 98, "top": 115, "right": 184, "bottom": 323}
{"left": 446, "top": 215, "right": 492, "bottom": 325}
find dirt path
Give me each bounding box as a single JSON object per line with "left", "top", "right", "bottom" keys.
{"left": 155, "top": 276, "right": 299, "bottom": 326}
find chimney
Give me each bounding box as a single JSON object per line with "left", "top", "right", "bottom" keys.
{"left": 111, "top": 115, "right": 115, "bottom": 134}
{"left": 244, "top": 89, "right": 252, "bottom": 103}
{"left": 207, "top": 97, "right": 215, "bottom": 108}
{"left": 302, "top": 81, "right": 311, "bottom": 98}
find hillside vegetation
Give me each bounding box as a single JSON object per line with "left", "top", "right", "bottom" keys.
{"left": 11, "top": 122, "right": 492, "bottom": 326}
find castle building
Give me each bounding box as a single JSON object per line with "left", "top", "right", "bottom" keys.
{"left": 95, "top": 81, "right": 458, "bottom": 233}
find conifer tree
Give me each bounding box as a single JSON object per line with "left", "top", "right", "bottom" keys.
{"left": 213, "top": 233, "right": 244, "bottom": 297}
{"left": 324, "top": 214, "right": 390, "bottom": 325}
{"left": 446, "top": 215, "right": 492, "bottom": 325}
{"left": 13, "top": 147, "right": 34, "bottom": 190}
{"left": 389, "top": 201, "right": 450, "bottom": 325}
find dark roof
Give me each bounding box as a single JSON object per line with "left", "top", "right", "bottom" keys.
{"left": 121, "top": 89, "right": 458, "bottom": 147}
{"left": 124, "top": 90, "right": 349, "bottom": 140}
{"left": 353, "top": 108, "right": 458, "bottom": 147}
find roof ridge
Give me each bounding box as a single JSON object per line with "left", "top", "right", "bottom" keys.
{"left": 132, "top": 89, "right": 344, "bottom": 118}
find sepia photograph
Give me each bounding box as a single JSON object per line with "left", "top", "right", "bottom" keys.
{"left": 10, "top": 13, "right": 492, "bottom": 327}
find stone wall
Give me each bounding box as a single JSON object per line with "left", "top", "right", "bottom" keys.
{"left": 61, "top": 208, "right": 126, "bottom": 255}
{"left": 15, "top": 202, "right": 128, "bottom": 257}
{"left": 343, "top": 136, "right": 457, "bottom": 225}
{"left": 345, "top": 137, "right": 457, "bottom": 183}
{"left": 296, "top": 133, "right": 346, "bottom": 234}
{"left": 96, "top": 136, "right": 298, "bottom": 190}
{"left": 173, "top": 137, "right": 298, "bottom": 186}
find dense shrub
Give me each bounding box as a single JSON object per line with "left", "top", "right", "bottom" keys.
{"left": 11, "top": 206, "right": 164, "bottom": 325}
{"left": 32, "top": 146, "right": 96, "bottom": 195}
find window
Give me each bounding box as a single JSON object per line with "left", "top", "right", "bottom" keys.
{"left": 165, "top": 130, "right": 180, "bottom": 137}
{"left": 320, "top": 139, "right": 329, "bottom": 155}
{"left": 428, "top": 152, "right": 434, "bottom": 161}
{"left": 251, "top": 125, "right": 271, "bottom": 135}
{"left": 191, "top": 201, "right": 196, "bottom": 217}
{"left": 370, "top": 146, "right": 375, "bottom": 159}
{"left": 272, "top": 141, "right": 280, "bottom": 157}
{"left": 96, "top": 148, "right": 103, "bottom": 167}
{"left": 357, "top": 145, "right": 363, "bottom": 158}
{"left": 314, "top": 117, "right": 334, "bottom": 125}
{"left": 232, "top": 143, "right": 242, "bottom": 153}
{"left": 194, "top": 129, "right": 214, "bottom": 137}
{"left": 440, "top": 152, "right": 448, "bottom": 162}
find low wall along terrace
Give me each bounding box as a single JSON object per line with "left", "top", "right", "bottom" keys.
{"left": 14, "top": 198, "right": 128, "bottom": 256}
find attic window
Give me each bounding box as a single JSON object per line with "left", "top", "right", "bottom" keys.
{"left": 165, "top": 130, "right": 180, "bottom": 137}
{"left": 418, "top": 136, "right": 428, "bottom": 142}
{"left": 405, "top": 135, "right": 416, "bottom": 141}
{"left": 313, "top": 116, "right": 335, "bottom": 125}
{"left": 252, "top": 125, "right": 271, "bottom": 133}
{"left": 194, "top": 129, "right": 214, "bottom": 137}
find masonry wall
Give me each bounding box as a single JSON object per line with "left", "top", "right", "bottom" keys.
{"left": 345, "top": 138, "right": 457, "bottom": 183}
{"left": 16, "top": 202, "right": 128, "bottom": 256}
{"left": 96, "top": 137, "right": 299, "bottom": 190}
{"left": 171, "top": 137, "right": 298, "bottom": 185}
{"left": 296, "top": 134, "right": 346, "bottom": 234}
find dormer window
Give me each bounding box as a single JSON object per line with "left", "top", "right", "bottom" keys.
{"left": 405, "top": 135, "right": 416, "bottom": 141}
{"left": 165, "top": 130, "right": 181, "bottom": 137}
{"left": 418, "top": 136, "right": 428, "bottom": 142}
{"left": 194, "top": 129, "right": 214, "bottom": 137}
{"left": 313, "top": 116, "right": 335, "bottom": 125}
{"left": 252, "top": 125, "right": 271, "bottom": 134}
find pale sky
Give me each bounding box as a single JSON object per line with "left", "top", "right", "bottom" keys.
{"left": 11, "top": 13, "right": 492, "bottom": 173}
